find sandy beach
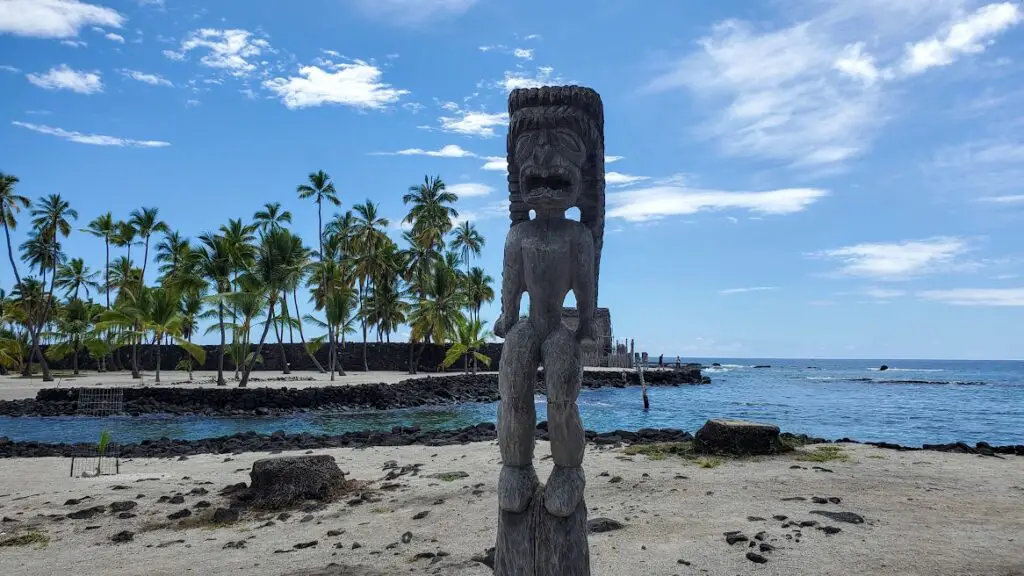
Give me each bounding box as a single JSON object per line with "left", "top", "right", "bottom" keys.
{"left": 1, "top": 441, "right": 1022, "bottom": 576}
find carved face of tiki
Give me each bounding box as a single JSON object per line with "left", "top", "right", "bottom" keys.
{"left": 513, "top": 127, "right": 587, "bottom": 214}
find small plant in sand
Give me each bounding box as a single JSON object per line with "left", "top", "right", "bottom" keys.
{"left": 623, "top": 442, "right": 694, "bottom": 461}
{"left": 795, "top": 445, "right": 849, "bottom": 463}
{"left": 95, "top": 430, "right": 112, "bottom": 475}
{"left": 696, "top": 457, "right": 724, "bottom": 469}
{"left": 0, "top": 531, "right": 50, "bottom": 548}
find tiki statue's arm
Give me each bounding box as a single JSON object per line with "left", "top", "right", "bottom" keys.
{"left": 494, "top": 227, "right": 524, "bottom": 338}
{"left": 572, "top": 226, "right": 596, "bottom": 343}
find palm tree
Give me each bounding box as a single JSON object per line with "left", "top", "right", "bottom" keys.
{"left": 192, "top": 233, "right": 233, "bottom": 385}
{"left": 44, "top": 297, "right": 96, "bottom": 375}
{"left": 82, "top": 212, "right": 116, "bottom": 310}
{"left": 297, "top": 170, "right": 341, "bottom": 265}
{"left": 237, "top": 228, "right": 305, "bottom": 387}
{"left": 28, "top": 193, "right": 77, "bottom": 381}
{"left": 465, "top": 266, "right": 495, "bottom": 324}
{"left": 155, "top": 230, "right": 191, "bottom": 281}
{"left": 450, "top": 220, "right": 485, "bottom": 273}
{"left": 55, "top": 258, "right": 100, "bottom": 300}
{"left": 128, "top": 207, "right": 169, "bottom": 283}
{"left": 305, "top": 283, "right": 357, "bottom": 377}
{"left": 403, "top": 175, "right": 458, "bottom": 250}
{"left": 442, "top": 315, "right": 493, "bottom": 374}
{"left": 254, "top": 202, "right": 293, "bottom": 233}
{"left": 114, "top": 220, "right": 138, "bottom": 269}
{"left": 0, "top": 173, "right": 30, "bottom": 290}
{"left": 178, "top": 289, "right": 204, "bottom": 379}
{"left": 408, "top": 258, "right": 465, "bottom": 372}
{"left": 351, "top": 199, "right": 391, "bottom": 371}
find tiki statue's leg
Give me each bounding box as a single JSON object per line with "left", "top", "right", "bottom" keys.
{"left": 497, "top": 319, "right": 541, "bottom": 513}
{"left": 541, "top": 323, "right": 586, "bottom": 518}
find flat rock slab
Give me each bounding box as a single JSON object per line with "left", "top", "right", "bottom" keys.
{"left": 246, "top": 455, "right": 347, "bottom": 510}
{"left": 694, "top": 419, "right": 781, "bottom": 455}
{"left": 280, "top": 564, "right": 386, "bottom": 576}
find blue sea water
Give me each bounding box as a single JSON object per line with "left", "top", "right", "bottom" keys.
{"left": 1, "top": 358, "right": 1022, "bottom": 446}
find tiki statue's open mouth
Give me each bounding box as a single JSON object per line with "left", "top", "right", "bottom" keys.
{"left": 522, "top": 167, "right": 576, "bottom": 206}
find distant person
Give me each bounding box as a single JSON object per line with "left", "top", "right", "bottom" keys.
{"left": 675, "top": 356, "right": 681, "bottom": 368}
{"left": 642, "top": 352, "right": 648, "bottom": 367}
{"left": 658, "top": 354, "right": 664, "bottom": 367}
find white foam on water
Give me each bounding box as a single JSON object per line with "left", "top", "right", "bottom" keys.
{"left": 868, "top": 367, "right": 944, "bottom": 372}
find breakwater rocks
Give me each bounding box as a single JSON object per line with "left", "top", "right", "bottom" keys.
{"left": 0, "top": 368, "right": 709, "bottom": 418}
{"left": 0, "top": 423, "right": 698, "bottom": 458}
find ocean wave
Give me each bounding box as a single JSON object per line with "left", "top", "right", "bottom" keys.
{"left": 847, "top": 377, "right": 985, "bottom": 386}
{"left": 868, "top": 367, "right": 944, "bottom": 372}
{"left": 806, "top": 376, "right": 836, "bottom": 381}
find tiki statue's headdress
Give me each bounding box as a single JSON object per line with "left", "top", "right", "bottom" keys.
{"left": 506, "top": 85, "right": 605, "bottom": 306}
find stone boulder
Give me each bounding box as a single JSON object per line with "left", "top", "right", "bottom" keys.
{"left": 246, "top": 455, "right": 348, "bottom": 510}
{"left": 694, "top": 419, "right": 781, "bottom": 455}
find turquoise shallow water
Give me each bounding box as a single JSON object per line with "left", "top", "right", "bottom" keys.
{"left": 1, "top": 358, "right": 1022, "bottom": 446}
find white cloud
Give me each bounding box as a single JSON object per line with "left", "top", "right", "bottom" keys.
{"left": 647, "top": 1, "right": 1022, "bottom": 170}
{"left": 605, "top": 155, "right": 624, "bottom": 163}
{"left": 480, "top": 155, "right": 507, "bottom": 171}
{"left": 719, "top": 287, "right": 777, "bottom": 295}
{"left": 0, "top": 0, "right": 124, "bottom": 38}
{"left": 918, "top": 287, "right": 1024, "bottom": 306}
{"left": 176, "top": 29, "right": 271, "bottom": 76}
{"left": 0, "top": 64, "right": 19, "bottom": 73}
{"left": 402, "top": 101, "right": 425, "bottom": 113}
{"left": 606, "top": 171, "right": 650, "bottom": 186}
{"left": 834, "top": 42, "right": 882, "bottom": 85}
{"left": 374, "top": 144, "right": 475, "bottom": 158}
{"left": 104, "top": 31, "right": 123, "bottom": 43}
{"left": 864, "top": 287, "right": 906, "bottom": 299}
{"left": 523, "top": 34, "right": 540, "bottom": 41}
{"left": 438, "top": 109, "right": 507, "bottom": 138}
{"left": 932, "top": 138, "right": 1024, "bottom": 197}
{"left": 901, "top": 2, "right": 1022, "bottom": 75}
{"left": 500, "top": 65, "right": 564, "bottom": 92}
{"left": 809, "top": 236, "right": 970, "bottom": 280}
{"left": 351, "top": 0, "right": 477, "bottom": 26}
{"left": 979, "top": 194, "right": 1024, "bottom": 203}
{"left": 12, "top": 121, "right": 169, "bottom": 147}
{"left": 162, "top": 49, "right": 185, "bottom": 61}
{"left": 120, "top": 69, "right": 172, "bottom": 87}
{"left": 26, "top": 64, "right": 102, "bottom": 94}
{"left": 447, "top": 183, "right": 493, "bottom": 198}
{"left": 451, "top": 199, "right": 509, "bottom": 225}
{"left": 513, "top": 48, "right": 533, "bottom": 60}
{"left": 264, "top": 60, "right": 408, "bottom": 109}
{"left": 60, "top": 38, "right": 85, "bottom": 47}
{"left": 607, "top": 185, "right": 827, "bottom": 222}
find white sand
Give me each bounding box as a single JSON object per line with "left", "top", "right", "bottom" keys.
{"left": 1, "top": 442, "right": 1022, "bottom": 575}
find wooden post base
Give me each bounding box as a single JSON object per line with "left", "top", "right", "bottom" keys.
{"left": 495, "top": 485, "right": 591, "bottom": 576}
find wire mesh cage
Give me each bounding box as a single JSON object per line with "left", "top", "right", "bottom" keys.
{"left": 68, "top": 388, "right": 124, "bottom": 478}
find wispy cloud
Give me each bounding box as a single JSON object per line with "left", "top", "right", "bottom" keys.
{"left": 864, "top": 287, "right": 907, "bottom": 299}
{"left": 607, "top": 185, "right": 827, "bottom": 222}
{"left": 119, "top": 69, "right": 172, "bottom": 87}
{"left": 719, "top": 286, "right": 777, "bottom": 295}
{"left": 900, "top": 2, "right": 1022, "bottom": 75}
{"left": 480, "top": 155, "right": 506, "bottom": 171}
{"left": 437, "top": 108, "right": 507, "bottom": 138}
{"left": 12, "top": 121, "right": 170, "bottom": 148}
{"left": 168, "top": 28, "right": 272, "bottom": 77}
{"left": 918, "top": 287, "right": 1024, "bottom": 306}
{"left": 808, "top": 236, "right": 971, "bottom": 280}
{"left": 104, "top": 31, "right": 124, "bottom": 43}
{"left": 26, "top": 64, "right": 102, "bottom": 94}
{"left": 0, "top": 64, "right": 20, "bottom": 73}
{"left": 0, "top": 0, "right": 124, "bottom": 38}
{"left": 447, "top": 183, "right": 493, "bottom": 198}
{"left": 371, "top": 144, "right": 475, "bottom": 158}
{"left": 932, "top": 138, "right": 1024, "bottom": 198}
{"left": 350, "top": 0, "right": 477, "bottom": 27}
{"left": 979, "top": 194, "right": 1024, "bottom": 203}
{"left": 499, "top": 65, "right": 565, "bottom": 92}
{"left": 606, "top": 172, "right": 650, "bottom": 187}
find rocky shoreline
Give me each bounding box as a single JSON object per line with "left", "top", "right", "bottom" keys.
{"left": 0, "top": 368, "right": 709, "bottom": 418}
{"left": 1, "top": 421, "right": 1020, "bottom": 459}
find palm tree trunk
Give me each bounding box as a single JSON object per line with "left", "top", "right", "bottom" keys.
{"left": 282, "top": 290, "right": 295, "bottom": 345}
{"left": 154, "top": 335, "right": 162, "bottom": 383}
{"left": 274, "top": 300, "right": 289, "bottom": 374}
{"left": 73, "top": 341, "right": 80, "bottom": 375}
{"left": 359, "top": 280, "right": 368, "bottom": 371}
{"left": 337, "top": 329, "right": 346, "bottom": 376}
{"left": 292, "top": 289, "right": 324, "bottom": 373}
{"left": 240, "top": 303, "right": 275, "bottom": 388}
{"left": 217, "top": 302, "right": 226, "bottom": 386}
{"left": 413, "top": 334, "right": 431, "bottom": 373}
{"left": 407, "top": 335, "right": 416, "bottom": 374}
{"left": 0, "top": 211, "right": 43, "bottom": 377}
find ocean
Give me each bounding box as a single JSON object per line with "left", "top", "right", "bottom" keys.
{"left": 1, "top": 358, "right": 1021, "bottom": 446}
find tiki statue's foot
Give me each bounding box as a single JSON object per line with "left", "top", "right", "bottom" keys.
{"left": 498, "top": 464, "right": 539, "bottom": 513}
{"left": 544, "top": 465, "right": 585, "bottom": 517}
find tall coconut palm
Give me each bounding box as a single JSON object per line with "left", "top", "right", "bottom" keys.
{"left": 408, "top": 258, "right": 465, "bottom": 372}
{"left": 297, "top": 170, "right": 341, "bottom": 264}
{"left": 44, "top": 297, "right": 96, "bottom": 375}
{"left": 237, "top": 228, "right": 305, "bottom": 387}
{"left": 254, "top": 202, "right": 293, "bottom": 233}
{"left": 465, "top": 266, "right": 495, "bottom": 324}
{"left": 450, "top": 220, "right": 485, "bottom": 273}
{"left": 128, "top": 207, "right": 168, "bottom": 283}
{"left": 351, "top": 199, "right": 390, "bottom": 371}
{"left": 55, "top": 258, "right": 100, "bottom": 300}
{"left": 403, "top": 175, "right": 458, "bottom": 251}
{"left": 192, "top": 233, "right": 233, "bottom": 385}
{"left": 155, "top": 230, "right": 191, "bottom": 281}
{"left": 82, "top": 212, "right": 116, "bottom": 309}
{"left": 0, "top": 173, "right": 30, "bottom": 289}
{"left": 114, "top": 220, "right": 138, "bottom": 271}
{"left": 28, "top": 193, "right": 77, "bottom": 381}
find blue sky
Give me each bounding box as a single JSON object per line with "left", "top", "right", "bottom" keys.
{"left": 1, "top": 0, "right": 1023, "bottom": 360}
